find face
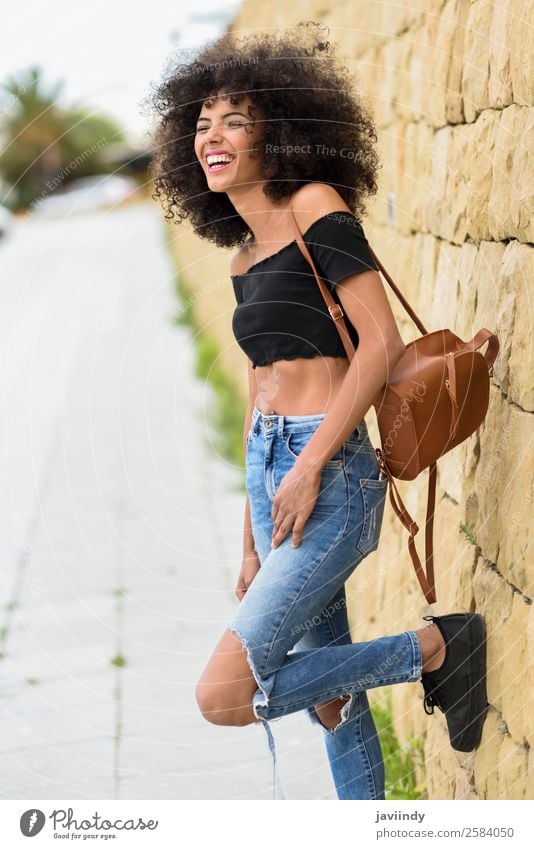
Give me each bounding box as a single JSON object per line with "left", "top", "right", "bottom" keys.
{"left": 194, "top": 92, "right": 264, "bottom": 192}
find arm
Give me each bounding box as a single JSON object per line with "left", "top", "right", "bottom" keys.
{"left": 295, "top": 324, "right": 404, "bottom": 472}
{"left": 236, "top": 359, "right": 260, "bottom": 600}
{"left": 288, "top": 183, "right": 406, "bottom": 472}
{"left": 231, "top": 245, "right": 258, "bottom": 557}
{"left": 242, "top": 358, "right": 256, "bottom": 555}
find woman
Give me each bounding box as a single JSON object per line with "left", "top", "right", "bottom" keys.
{"left": 150, "top": 24, "right": 487, "bottom": 800}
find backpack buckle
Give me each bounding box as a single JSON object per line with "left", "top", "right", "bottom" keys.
{"left": 328, "top": 303, "right": 344, "bottom": 320}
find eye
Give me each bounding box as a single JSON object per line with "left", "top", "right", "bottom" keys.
{"left": 196, "top": 121, "right": 248, "bottom": 133}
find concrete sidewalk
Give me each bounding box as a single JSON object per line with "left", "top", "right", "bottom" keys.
{"left": 0, "top": 201, "right": 335, "bottom": 799}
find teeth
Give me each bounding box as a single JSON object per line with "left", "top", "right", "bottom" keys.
{"left": 207, "top": 154, "right": 234, "bottom": 165}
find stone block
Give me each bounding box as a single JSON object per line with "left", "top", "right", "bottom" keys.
{"left": 497, "top": 734, "right": 528, "bottom": 799}
{"left": 445, "top": 0, "right": 470, "bottom": 124}
{"left": 472, "top": 243, "right": 510, "bottom": 394}
{"left": 497, "top": 407, "right": 534, "bottom": 593}
{"left": 424, "top": 721, "right": 460, "bottom": 798}
{"left": 509, "top": 109, "right": 534, "bottom": 243}
{"left": 488, "top": 106, "right": 527, "bottom": 241}
{"left": 475, "top": 398, "right": 533, "bottom": 594}
{"left": 456, "top": 241, "right": 479, "bottom": 339}
{"left": 526, "top": 748, "right": 534, "bottom": 799}
{"left": 465, "top": 110, "right": 501, "bottom": 241}
{"left": 473, "top": 708, "right": 506, "bottom": 798}
{"left": 501, "top": 593, "right": 534, "bottom": 746}
{"left": 425, "top": 126, "right": 452, "bottom": 235}
{"left": 474, "top": 389, "right": 510, "bottom": 567}
{"left": 408, "top": 31, "right": 426, "bottom": 122}
{"left": 391, "top": 678, "right": 423, "bottom": 746}
{"left": 415, "top": 124, "right": 440, "bottom": 233}
{"left": 431, "top": 495, "right": 477, "bottom": 613}
{"left": 462, "top": 0, "right": 493, "bottom": 122}
{"left": 509, "top": 0, "right": 534, "bottom": 105}
{"left": 503, "top": 242, "right": 534, "bottom": 410}
{"left": 473, "top": 557, "right": 514, "bottom": 714}
{"left": 444, "top": 126, "right": 471, "bottom": 243}
{"left": 417, "top": 234, "right": 441, "bottom": 313}
{"left": 488, "top": 0, "right": 514, "bottom": 108}
{"left": 427, "top": 0, "right": 457, "bottom": 128}
{"left": 430, "top": 241, "right": 462, "bottom": 329}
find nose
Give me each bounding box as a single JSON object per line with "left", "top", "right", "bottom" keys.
{"left": 202, "top": 121, "right": 224, "bottom": 145}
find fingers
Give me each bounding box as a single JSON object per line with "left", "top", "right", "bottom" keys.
{"left": 271, "top": 513, "right": 294, "bottom": 549}
{"left": 291, "top": 517, "right": 305, "bottom": 548}
{"left": 272, "top": 511, "right": 310, "bottom": 549}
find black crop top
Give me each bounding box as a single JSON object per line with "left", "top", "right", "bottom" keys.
{"left": 231, "top": 211, "right": 379, "bottom": 369}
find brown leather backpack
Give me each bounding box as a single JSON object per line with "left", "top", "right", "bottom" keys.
{"left": 289, "top": 196, "right": 499, "bottom": 604}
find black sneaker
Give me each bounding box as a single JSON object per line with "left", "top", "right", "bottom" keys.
{"left": 420, "top": 612, "right": 488, "bottom": 752}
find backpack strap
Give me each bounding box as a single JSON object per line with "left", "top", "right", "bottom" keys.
{"left": 288, "top": 191, "right": 438, "bottom": 604}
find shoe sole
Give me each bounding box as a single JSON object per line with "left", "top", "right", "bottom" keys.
{"left": 451, "top": 612, "right": 488, "bottom": 752}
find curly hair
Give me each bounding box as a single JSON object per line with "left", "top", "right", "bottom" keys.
{"left": 146, "top": 22, "right": 381, "bottom": 248}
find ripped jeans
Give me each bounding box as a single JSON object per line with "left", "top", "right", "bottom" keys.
{"left": 229, "top": 406, "right": 423, "bottom": 799}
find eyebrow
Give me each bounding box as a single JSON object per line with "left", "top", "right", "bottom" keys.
{"left": 196, "top": 111, "right": 249, "bottom": 124}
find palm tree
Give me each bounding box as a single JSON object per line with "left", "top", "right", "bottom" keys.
{"left": 0, "top": 65, "right": 125, "bottom": 209}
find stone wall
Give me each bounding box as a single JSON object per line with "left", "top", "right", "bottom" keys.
{"left": 168, "top": 0, "right": 533, "bottom": 798}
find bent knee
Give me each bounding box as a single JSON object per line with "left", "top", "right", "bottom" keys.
{"left": 314, "top": 695, "right": 351, "bottom": 730}
{"left": 195, "top": 680, "right": 256, "bottom": 727}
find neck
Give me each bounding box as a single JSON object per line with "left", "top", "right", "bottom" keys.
{"left": 226, "top": 185, "right": 295, "bottom": 245}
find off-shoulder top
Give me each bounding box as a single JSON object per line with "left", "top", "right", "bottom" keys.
{"left": 230, "top": 210, "right": 379, "bottom": 369}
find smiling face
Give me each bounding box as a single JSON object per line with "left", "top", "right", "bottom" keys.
{"left": 194, "top": 92, "right": 265, "bottom": 193}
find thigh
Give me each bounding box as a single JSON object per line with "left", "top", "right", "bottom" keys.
{"left": 293, "top": 583, "right": 352, "bottom": 652}
{"left": 231, "top": 466, "right": 359, "bottom": 681}
{"left": 292, "top": 583, "right": 353, "bottom": 725}
{"left": 233, "top": 417, "right": 388, "bottom": 681}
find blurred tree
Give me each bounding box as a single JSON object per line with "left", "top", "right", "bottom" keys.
{"left": 0, "top": 65, "right": 126, "bottom": 210}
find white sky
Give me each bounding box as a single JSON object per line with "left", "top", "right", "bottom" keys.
{"left": 0, "top": 0, "right": 242, "bottom": 147}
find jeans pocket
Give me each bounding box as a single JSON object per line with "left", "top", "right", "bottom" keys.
{"left": 356, "top": 474, "right": 388, "bottom": 556}
{"left": 285, "top": 430, "right": 344, "bottom": 468}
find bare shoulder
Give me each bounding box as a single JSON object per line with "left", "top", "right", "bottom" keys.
{"left": 289, "top": 183, "right": 353, "bottom": 234}
{"left": 230, "top": 242, "right": 254, "bottom": 277}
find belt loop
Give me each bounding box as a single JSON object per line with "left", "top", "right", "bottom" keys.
{"left": 277, "top": 413, "right": 284, "bottom": 438}
{"left": 252, "top": 406, "right": 260, "bottom": 435}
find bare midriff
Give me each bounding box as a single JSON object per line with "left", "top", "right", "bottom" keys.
{"left": 253, "top": 355, "right": 350, "bottom": 416}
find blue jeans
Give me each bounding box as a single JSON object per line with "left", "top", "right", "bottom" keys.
{"left": 229, "top": 406, "right": 423, "bottom": 799}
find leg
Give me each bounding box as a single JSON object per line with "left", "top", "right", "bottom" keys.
{"left": 196, "top": 516, "right": 424, "bottom": 725}
{"left": 196, "top": 408, "right": 414, "bottom": 799}
{"left": 195, "top": 627, "right": 259, "bottom": 727}
{"left": 294, "top": 583, "right": 386, "bottom": 800}
{"left": 195, "top": 599, "right": 445, "bottom": 729}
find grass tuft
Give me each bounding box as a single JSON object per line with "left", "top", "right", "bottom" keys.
{"left": 371, "top": 690, "right": 426, "bottom": 799}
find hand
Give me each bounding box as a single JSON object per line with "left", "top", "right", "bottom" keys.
{"left": 271, "top": 464, "right": 322, "bottom": 550}
{"left": 235, "top": 548, "right": 261, "bottom": 601}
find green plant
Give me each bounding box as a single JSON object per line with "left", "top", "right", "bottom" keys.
{"left": 196, "top": 335, "right": 245, "bottom": 465}
{"left": 172, "top": 273, "right": 194, "bottom": 326}
{"left": 459, "top": 521, "right": 477, "bottom": 546}
{"left": 174, "top": 272, "right": 246, "bottom": 479}
{"left": 0, "top": 65, "right": 125, "bottom": 210}
{"left": 370, "top": 690, "right": 426, "bottom": 800}
{"left": 110, "top": 654, "right": 126, "bottom": 668}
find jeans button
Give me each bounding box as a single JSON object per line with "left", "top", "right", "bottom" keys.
{"left": 265, "top": 421, "right": 272, "bottom": 429}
